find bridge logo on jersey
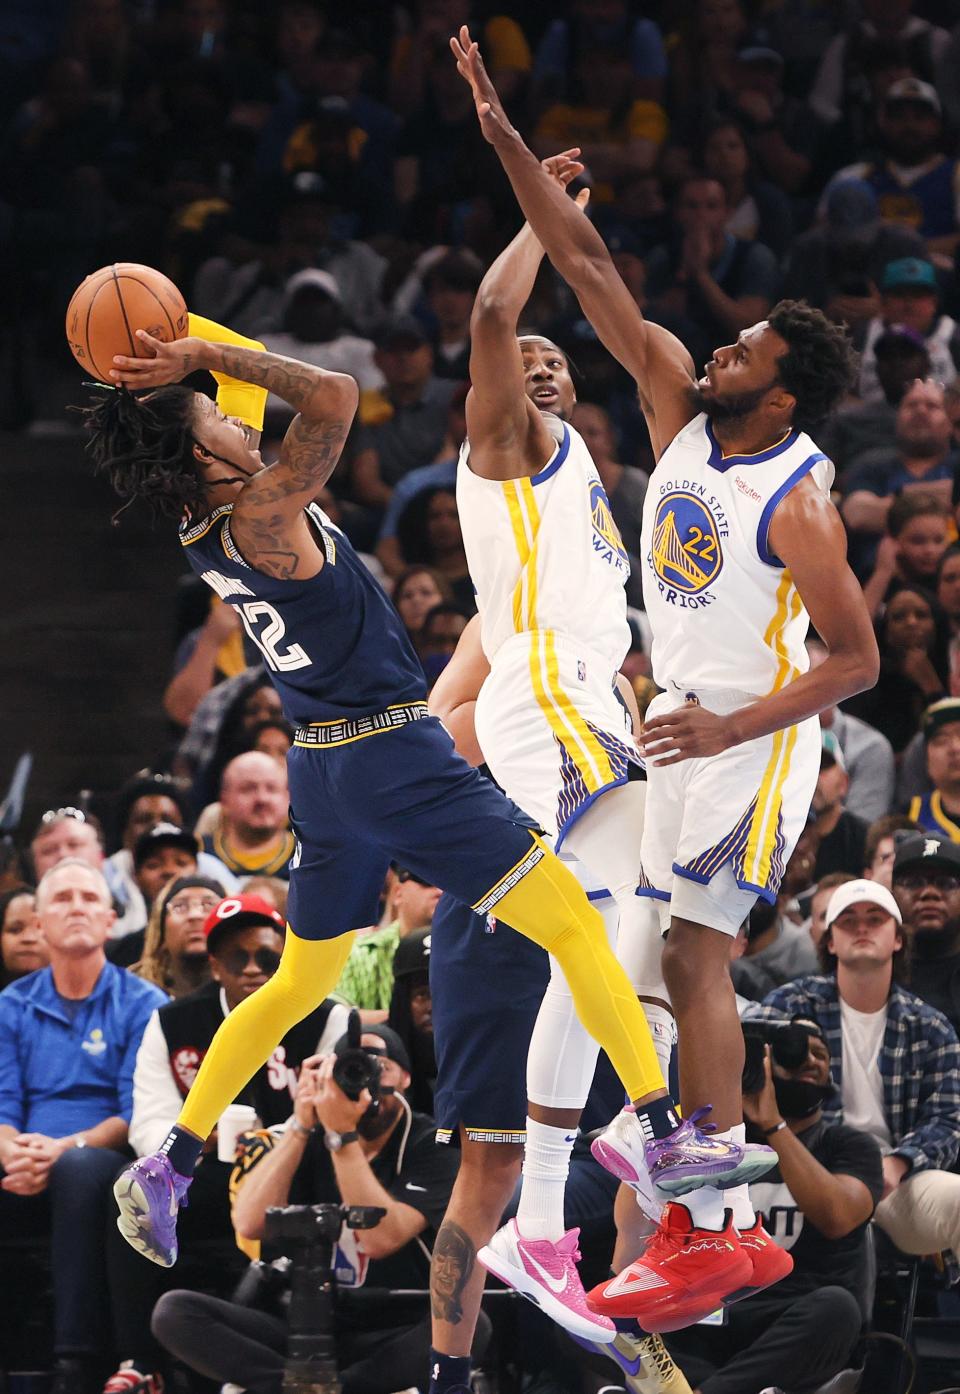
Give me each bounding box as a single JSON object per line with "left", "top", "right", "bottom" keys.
{"left": 651, "top": 492, "right": 723, "bottom": 595}
{"left": 589, "top": 479, "right": 629, "bottom": 572}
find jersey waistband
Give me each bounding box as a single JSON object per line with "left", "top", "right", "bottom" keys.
{"left": 293, "top": 701, "right": 429, "bottom": 749}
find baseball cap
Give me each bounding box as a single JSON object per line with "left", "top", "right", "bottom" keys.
{"left": 892, "top": 830, "right": 960, "bottom": 879}
{"left": 885, "top": 77, "right": 941, "bottom": 114}
{"left": 203, "top": 893, "right": 285, "bottom": 955}
{"left": 737, "top": 45, "right": 784, "bottom": 68}
{"left": 821, "top": 729, "right": 846, "bottom": 771}
{"left": 285, "top": 268, "right": 341, "bottom": 302}
{"left": 881, "top": 257, "right": 938, "bottom": 292}
{"left": 375, "top": 314, "right": 428, "bottom": 351}
{"left": 133, "top": 822, "right": 199, "bottom": 869}
{"left": 825, "top": 878, "right": 902, "bottom": 928}
{"left": 393, "top": 928, "right": 431, "bottom": 980}
{"left": 921, "top": 696, "right": 960, "bottom": 742}
{"left": 333, "top": 1021, "right": 411, "bottom": 1075}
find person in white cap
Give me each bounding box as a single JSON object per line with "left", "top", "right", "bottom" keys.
{"left": 749, "top": 876, "right": 960, "bottom": 1269}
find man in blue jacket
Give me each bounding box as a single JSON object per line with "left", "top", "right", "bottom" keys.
{"left": 0, "top": 857, "right": 167, "bottom": 1394}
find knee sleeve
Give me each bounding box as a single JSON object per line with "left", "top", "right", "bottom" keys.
{"left": 179, "top": 928, "right": 355, "bottom": 1140}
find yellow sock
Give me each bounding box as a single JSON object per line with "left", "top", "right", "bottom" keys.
{"left": 187, "top": 312, "right": 268, "bottom": 432}
{"left": 489, "top": 837, "right": 665, "bottom": 1103}
{"left": 178, "top": 927, "right": 355, "bottom": 1140}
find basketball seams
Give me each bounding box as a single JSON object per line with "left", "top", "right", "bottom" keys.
{"left": 111, "top": 264, "right": 138, "bottom": 360}
{"left": 65, "top": 263, "right": 187, "bottom": 377}
{"left": 86, "top": 277, "right": 120, "bottom": 382}
{"left": 118, "top": 272, "right": 178, "bottom": 341}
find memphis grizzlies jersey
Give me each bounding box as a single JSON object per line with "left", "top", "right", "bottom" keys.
{"left": 640, "top": 414, "right": 834, "bottom": 697}
{"left": 457, "top": 419, "right": 632, "bottom": 668}
{"left": 178, "top": 503, "right": 425, "bottom": 724}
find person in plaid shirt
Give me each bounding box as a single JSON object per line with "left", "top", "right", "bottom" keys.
{"left": 748, "top": 872, "right": 960, "bottom": 1266}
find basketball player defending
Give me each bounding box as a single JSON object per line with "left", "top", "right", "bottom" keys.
{"left": 88, "top": 314, "right": 676, "bottom": 1274}
{"left": 452, "top": 28, "right": 879, "bottom": 1328}
{"left": 433, "top": 155, "right": 769, "bottom": 1353}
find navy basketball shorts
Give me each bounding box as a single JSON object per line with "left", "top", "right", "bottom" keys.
{"left": 285, "top": 716, "right": 543, "bottom": 941}
{"left": 430, "top": 891, "right": 549, "bottom": 1146}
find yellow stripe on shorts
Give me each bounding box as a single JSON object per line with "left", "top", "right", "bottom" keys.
{"left": 742, "top": 571, "right": 802, "bottom": 888}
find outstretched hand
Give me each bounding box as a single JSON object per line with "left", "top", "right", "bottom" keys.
{"left": 450, "top": 24, "right": 511, "bottom": 145}
{"left": 110, "top": 329, "right": 208, "bottom": 388}
{"left": 541, "top": 150, "right": 590, "bottom": 211}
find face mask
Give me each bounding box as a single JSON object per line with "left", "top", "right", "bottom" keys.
{"left": 774, "top": 1074, "right": 834, "bottom": 1120}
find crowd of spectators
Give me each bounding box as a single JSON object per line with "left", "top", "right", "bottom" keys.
{"left": 5, "top": 0, "right": 960, "bottom": 1391}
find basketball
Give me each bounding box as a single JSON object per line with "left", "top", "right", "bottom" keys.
{"left": 65, "top": 263, "right": 189, "bottom": 383}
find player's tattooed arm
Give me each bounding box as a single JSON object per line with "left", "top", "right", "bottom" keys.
{"left": 430, "top": 1221, "right": 476, "bottom": 1325}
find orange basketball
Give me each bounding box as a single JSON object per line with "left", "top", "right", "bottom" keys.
{"left": 65, "top": 263, "right": 189, "bottom": 383}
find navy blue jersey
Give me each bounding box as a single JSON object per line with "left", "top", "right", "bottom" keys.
{"left": 179, "top": 503, "right": 426, "bottom": 724}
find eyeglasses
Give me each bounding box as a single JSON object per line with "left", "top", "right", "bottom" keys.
{"left": 167, "top": 896, "right": 221, "bottom": 917}
{"left": 218, "top": 946, "right": 282, "bottom": 976}
{"left": 40, "top": 807, "right": 87, "bottom": 826}
{"left": 895, "top": 872, "right": 960, "bottom": 893}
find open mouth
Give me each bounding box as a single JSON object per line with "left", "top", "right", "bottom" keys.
{"left": 533, "top": 386, "right": 558, "bottom": 403}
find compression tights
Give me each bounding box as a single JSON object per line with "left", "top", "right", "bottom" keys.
{"left": 178, "top": 928, "right": 355, "bottom": 1141}
{"left": 491, "top": 835, "right": 664, "bottom": 1104}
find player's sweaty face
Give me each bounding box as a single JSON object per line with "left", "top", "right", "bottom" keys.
{"left": 193, "top": 395, "right": 262, "bottom": 487}
{"left": 700, "top": 322, "right": 785, "bottom": 401}
{"left": 520, "top": 338, "right": 576, "bottom": 420}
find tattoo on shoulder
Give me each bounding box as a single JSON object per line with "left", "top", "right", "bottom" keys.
{"left": 431, "top": 1221, "right": 476, "bottom": 1325}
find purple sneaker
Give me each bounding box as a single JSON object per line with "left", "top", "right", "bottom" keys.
{"left": 114, "top": 1153, "right": 192, "bottom": 1267}
{"left": 591, "top": 1106, "right": 769, "bottom": 1210}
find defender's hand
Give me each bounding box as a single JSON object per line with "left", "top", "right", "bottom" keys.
{"left": 110, "top": 330, "right": 210, "bottom": 387}
{"left": 450, "top": 25, "right": 512, "bottom": 145}
{"left": 640, "top": 702, "right": 736, "bottom": 763}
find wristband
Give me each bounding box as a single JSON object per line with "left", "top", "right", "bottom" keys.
{"left": 764, "top": 1121, "right": 787, "bottom": 1137}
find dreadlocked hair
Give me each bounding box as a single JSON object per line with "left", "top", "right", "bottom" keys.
{"left": 81, "top": 383, "right": 205, "bottom": 521}
{"left": 767, "top": 300, "right": 859, "bottom": 435}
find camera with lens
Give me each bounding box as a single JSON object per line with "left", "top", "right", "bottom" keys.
{"left": 332, "top": 1008, "right": 382, "bottom": 1102}
{"left": 741, "top": 1020, "right": 813, "bottom": 1095}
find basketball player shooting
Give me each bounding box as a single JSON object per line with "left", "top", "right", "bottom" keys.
{"left": 451, "top": 27, "right": 879, "bottom": 1327}
{"left": 83, "top": 314, "right": 698, "bottom": 1275}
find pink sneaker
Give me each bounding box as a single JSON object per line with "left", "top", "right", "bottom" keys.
{"left": 478, "top": 1219, "right": 616, "bottom": 1343}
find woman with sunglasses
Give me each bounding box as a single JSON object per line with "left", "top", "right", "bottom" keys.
{"left": 106, "top": 893, "right": 350, "bottom": 1394}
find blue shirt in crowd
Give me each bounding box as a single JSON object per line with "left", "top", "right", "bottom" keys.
{"left": 0, "top": 961, "right": 167, "bottom": 1137}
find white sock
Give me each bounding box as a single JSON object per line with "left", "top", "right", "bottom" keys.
{"left": 722, "top": 1124, "right": 755, "bottom": 1229}
{"left": 681, "top": 1185, "right": 726, "bottom": 1231}
{"left": 641, "top": 1002, "right": 676, "bottom": 1082}
{"left": 516, "top": 1118, "right": 575, "bottom": 1240}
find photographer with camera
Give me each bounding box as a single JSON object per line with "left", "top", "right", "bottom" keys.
{"left": 151, "top": 1018, "right": 462, "bottom": 1394}
{"left": 753, "top": 877, "right": 960, "bottom": 1267}
{"left": 665, "top": 1017, "right": 883, "bottom": 1394}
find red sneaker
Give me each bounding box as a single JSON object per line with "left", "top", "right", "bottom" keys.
{"left": 722, "top": 1217, "right": 794, "bottom": 1305}
{"left": 585, "top": 1203, "right": 752, "bottom": 1334}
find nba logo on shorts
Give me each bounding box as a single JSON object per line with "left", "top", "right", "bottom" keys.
{"left": 577, "top": 660, "right": 586, "bottom": 683}
{"left": 485, "top": 914, "right": 497, "bottom": 934}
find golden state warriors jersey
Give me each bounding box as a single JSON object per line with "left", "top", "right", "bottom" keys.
{"left": 640, "top": 414, "right": 834, "bottom": 697}
{"left": 457, "top": 419, "right": 632, "bottom": 669}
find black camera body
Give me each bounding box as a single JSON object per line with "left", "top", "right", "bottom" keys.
{"left": 260, "top": 1203, "right": 386, "bottom": 1394}
{"left": 332, "top": 1008, "right": 382, "bottom": 1102}
{"left": 742, "top": 1020, "right": 813, "bottom": 1095}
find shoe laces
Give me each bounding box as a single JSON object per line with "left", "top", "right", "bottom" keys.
{"left": 640, "top": 1334, "right": 680, "bottom": 1380}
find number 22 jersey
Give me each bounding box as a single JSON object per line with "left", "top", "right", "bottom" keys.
{"left": 639, "top": 413, "right": 834, "bottom": 698}
{"left": 178, "top": 502, "right": 426, "bottom": 724}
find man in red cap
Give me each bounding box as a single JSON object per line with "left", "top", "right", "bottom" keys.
{"left": 103, "top": 896, "right": 350, "bottom": 1394}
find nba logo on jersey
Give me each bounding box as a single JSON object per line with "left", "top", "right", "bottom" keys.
{"left": 650, "top": 489, "right": 726, "bottom": 605}
{"left": 577, "top": 659, "right": 586, "bottom": 683}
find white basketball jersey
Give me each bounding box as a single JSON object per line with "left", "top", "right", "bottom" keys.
{"left": 640, "top": 414, "right": 834, "bottom": 697}
{"left": 457, "top": 419, "right": 632, "bottom": 668}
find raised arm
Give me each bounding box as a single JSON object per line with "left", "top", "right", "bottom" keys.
{"left": 451, "top": 27, "right": 696, "bottom": 456}
{"left": 428, "top": 614, "right": 490, "bottom": 765}
{"left": 467, "top": 153, "right": 588, "bottom": 479}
